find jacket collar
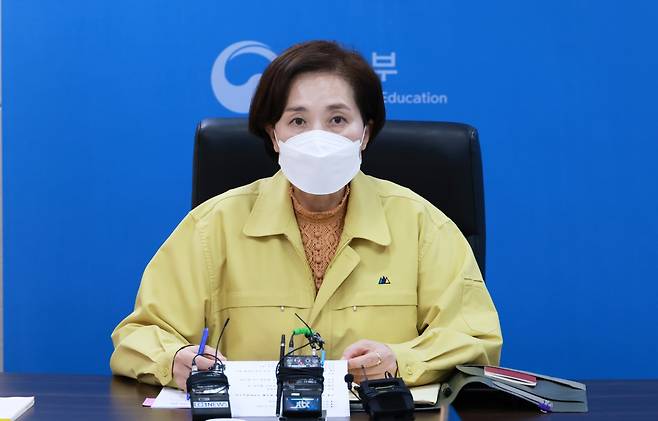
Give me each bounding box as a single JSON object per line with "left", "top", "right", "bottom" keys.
{"left": 243, "top": 170, "right": 391, "bottom": 246}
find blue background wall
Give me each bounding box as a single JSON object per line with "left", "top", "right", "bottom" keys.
{"left": 3, "top": 1, "right": 657, "bottom": 378}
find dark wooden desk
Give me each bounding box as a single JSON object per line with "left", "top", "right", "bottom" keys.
{"left": 1, "top": 373, "right": 657, "bottom": 420}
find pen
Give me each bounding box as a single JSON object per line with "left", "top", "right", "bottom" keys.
{"left": 198, "top": 327, "right": 209, "bottom": 357}
{"left": 277, "top": 335, "right": 285, "bottom": 416}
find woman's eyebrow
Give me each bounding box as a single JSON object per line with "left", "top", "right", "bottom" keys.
{"left": 326, "top": 103, "right": 351, "bottom": 111}
{"left": 283, "top": 103, "right": 351, "bottom": 113}
{"left": 284, "top": 105, "right": 307, "bottom": 113}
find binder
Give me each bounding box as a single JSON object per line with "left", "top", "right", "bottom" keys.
{"left": 438, "top": 365, "right": 588, "bottom": 413}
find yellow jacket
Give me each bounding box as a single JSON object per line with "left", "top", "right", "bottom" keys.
{"left": 110, "top": 171, "right": 502, "bottom": 387}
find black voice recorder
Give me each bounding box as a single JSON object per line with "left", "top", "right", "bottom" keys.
{"left": 276, "top": 314, "right": 327, "bottom": 420}
{"left": 186, "top": 318, "right": 232, "bottom": 421}
{"left": 346, "top": 370, "right": 415, "bottom": 421}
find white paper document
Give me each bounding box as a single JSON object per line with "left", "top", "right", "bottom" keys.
{"left": 151, "top": 360, "right": 350, "bottom": 417}
{"left": 0, "top": 396, "right": 35, "bottom": 421}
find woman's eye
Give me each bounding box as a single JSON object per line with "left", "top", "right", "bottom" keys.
{"left": 331, "top": 116, "right": 347, "bottom": 125}
{"left": 290, "top": 117, "right": 305, "bottom": 127}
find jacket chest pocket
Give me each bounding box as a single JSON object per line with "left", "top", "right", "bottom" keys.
{"left": 217, "top": 294, "right": 312, "bottom": 360}
{"left": 330, "top": 291, "right": 418, "bottom": 353}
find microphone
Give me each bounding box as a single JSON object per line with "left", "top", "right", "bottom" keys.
{"left": 345, "top": 373, "right": 363, "bottom": 403}
{"left": 212, "top": 318, "right": 230, "bottom": 367}
{"left": 345, "top": 373, "right": 354, "bottom": 390}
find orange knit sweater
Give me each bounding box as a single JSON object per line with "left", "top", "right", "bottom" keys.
{"left": 290, "top": 185, "right": 350, "bottom": 291}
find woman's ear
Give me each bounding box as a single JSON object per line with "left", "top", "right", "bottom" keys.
{"left": 361, "top": 120, "right": 374, "bottom": 151}
{"left": 266, "top": 124, "right": 280, "bottom": 153}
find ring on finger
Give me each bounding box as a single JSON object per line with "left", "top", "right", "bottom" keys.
{"left": 374, "top": 351, "right": 382, "bottom": 366}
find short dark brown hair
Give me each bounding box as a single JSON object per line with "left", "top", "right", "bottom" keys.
{"left": 249, "top": 40, "right": 386, "bottom": 160}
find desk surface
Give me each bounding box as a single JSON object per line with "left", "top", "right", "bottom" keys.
{"left": 0, "top": 373, "right": 657, "bottom": 420}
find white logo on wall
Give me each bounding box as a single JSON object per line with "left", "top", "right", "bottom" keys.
{"left": 211, "top": 41, "right": 277, "bottom": 113}
{"left": 210, "top": 41, "right": 447, "bottom": 113}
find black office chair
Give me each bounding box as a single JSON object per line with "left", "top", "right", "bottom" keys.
{"left": 192, "top": 118, "right": 486, "bottom": 277}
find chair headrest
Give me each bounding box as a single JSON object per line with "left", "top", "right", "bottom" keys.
{"left": 192, "top": 118, "right": 486, "bottom": 275}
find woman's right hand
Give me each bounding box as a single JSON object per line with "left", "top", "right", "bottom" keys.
{"left": 172, "top": 345, "right": 227, "bottom": 391}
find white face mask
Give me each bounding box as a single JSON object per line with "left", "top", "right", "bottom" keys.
{"left": 275, "top": 127, "right": 366, "bottom": 195}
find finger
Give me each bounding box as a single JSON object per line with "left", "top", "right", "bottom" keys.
{"left": 351, "top": 363, "right": 398, "bottom": 384}
{"left": 173, "top": 351, "right": 221, "bottom": 390}
{"left": 198, "top": 346, "right": 228, "bottom": 361}
{"left": 194, "top": 357, "right": 226, "bottom": 370}
{"left": 182, "top": 347, "right": 227, "bottom": 367}
{"left": 349, "top": 364, "right": 390, "bottom": 380}
{"left": 175, "top": 349, "right": 197, "bottom": 370}
{"left": 341, "top": 340, "right": 373, "bottom": 359}
{"left": 347, "top": 352, "right": 382, "bottom": 370}
{"left": 194, "top": 357, "right": 219, "bottom": 371}
{"left": 186, "top": 345, "right": 217, "bottom": 357}
{"left": 348, "top": 361, "right": 389, "bottom": 377}
{"left": 174, "top": 348, "right": 197, "bottom": 371}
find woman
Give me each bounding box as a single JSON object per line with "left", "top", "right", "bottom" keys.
{"left": 110, "top": 40, "right": 502, "bottom": 390}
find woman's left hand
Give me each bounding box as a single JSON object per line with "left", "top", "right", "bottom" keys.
{"left": 341, "top": 339, "right": 398, "bottom": 383}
